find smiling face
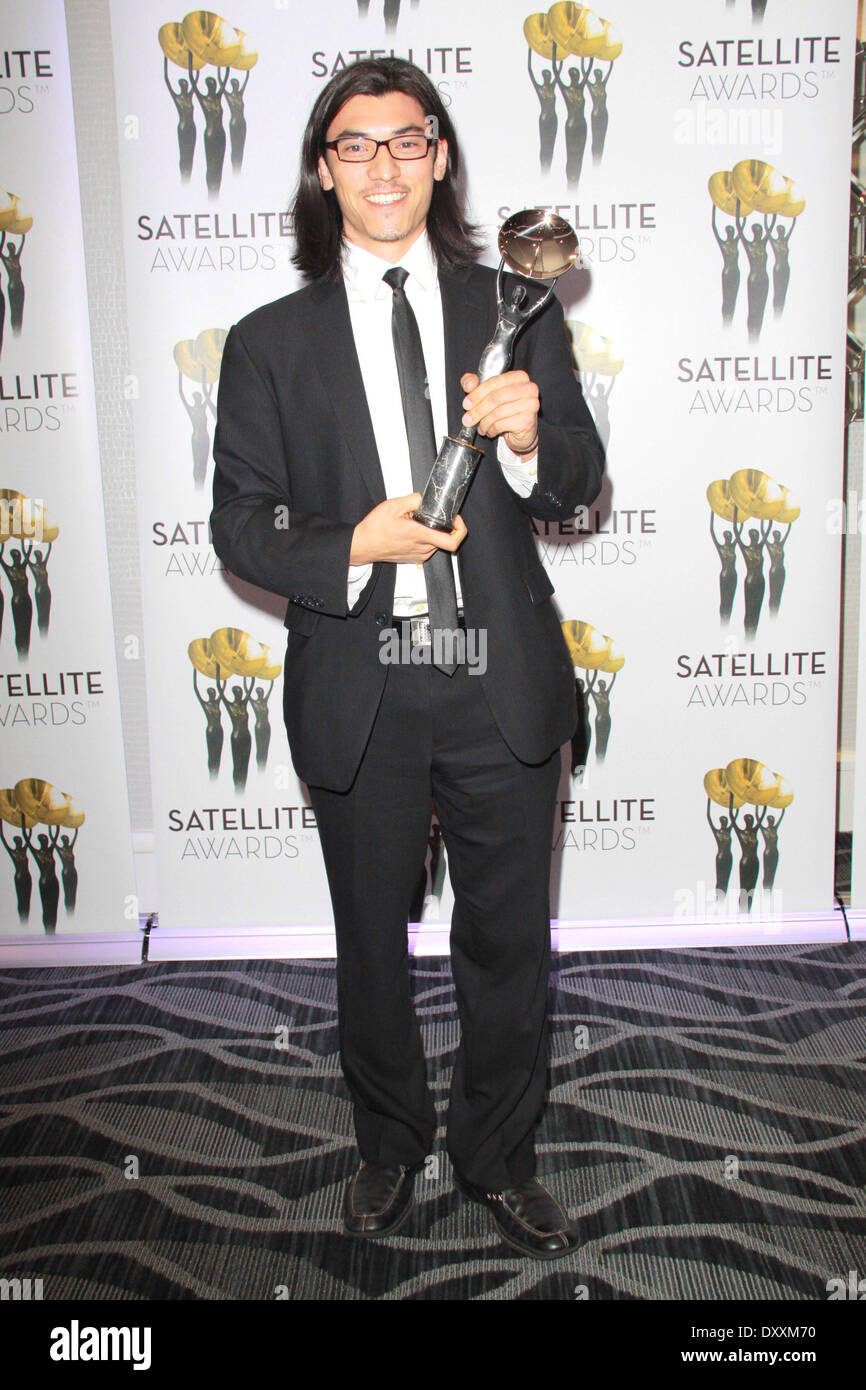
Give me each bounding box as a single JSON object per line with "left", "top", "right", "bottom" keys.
{"left": 316, "top": 90, "right": 448, "bottom": 263}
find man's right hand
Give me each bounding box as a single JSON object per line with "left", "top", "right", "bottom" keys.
{"left": 349, "top": 493, "right": 467, "bottom": 565}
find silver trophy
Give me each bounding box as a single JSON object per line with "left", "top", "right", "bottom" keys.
{"left": 413, "top": 208, "right": 580, "bottom": 532}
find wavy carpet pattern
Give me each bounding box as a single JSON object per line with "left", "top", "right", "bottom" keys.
{"left": 1, "top": 942, "right": 865, "bottom": 1300}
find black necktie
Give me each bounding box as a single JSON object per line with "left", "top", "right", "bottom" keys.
{"left": 383, "top": 265, "right": 459, "bottom": 675}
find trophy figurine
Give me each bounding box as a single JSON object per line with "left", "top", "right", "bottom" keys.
{"left": 413, "top": 208, "right": 580, "bottom": 532}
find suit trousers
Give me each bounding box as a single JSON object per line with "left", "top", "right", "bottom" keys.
{"left": 306, "top": 642, "right": 561, "bottom": 1191}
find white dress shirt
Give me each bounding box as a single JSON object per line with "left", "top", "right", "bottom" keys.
{"left": 341, "top": 231, "right": 538, "bottom": 614}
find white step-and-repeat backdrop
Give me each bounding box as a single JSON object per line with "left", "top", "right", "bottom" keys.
{"left": 110, "top": 0, "right": 854, "bottom": 932}
{"left": 0, "top": 0, "right": 136, "bottom": 938}
{"left": 6, "top": 0, "right": 855, "bottom": 939}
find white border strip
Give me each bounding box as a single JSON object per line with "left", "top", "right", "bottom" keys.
{"left": 852, "top": 413, "right": 866, "bottom": 903}
{"left": 0, "top": 908, "right": 858, "bottom": 965}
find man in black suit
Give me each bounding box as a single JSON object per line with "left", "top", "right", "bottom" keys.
{"left": 211, "top": 58, "right": 604, "bottom": 1258}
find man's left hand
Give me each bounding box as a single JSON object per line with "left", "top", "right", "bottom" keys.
{"left": 461, "top": 370, "right": 539, "bottom": 456}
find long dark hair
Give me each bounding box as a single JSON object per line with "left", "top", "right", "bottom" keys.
{"left": 290, "top": 58, "right": 483, "bottom": 281}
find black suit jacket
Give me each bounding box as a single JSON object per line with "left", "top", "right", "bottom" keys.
{"left": 210, "top": 260, "right": 605, "bottom": 791}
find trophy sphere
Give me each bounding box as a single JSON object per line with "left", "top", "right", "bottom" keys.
{"left": 498, "top": 209, "right": 579, "bottom": 280}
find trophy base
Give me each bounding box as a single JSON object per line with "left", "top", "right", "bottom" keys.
{"left": 413, "top": 434, "right": 485, "bottom": 533}
{"left": 412, "top": 512, "right": 455, "bottom": 533}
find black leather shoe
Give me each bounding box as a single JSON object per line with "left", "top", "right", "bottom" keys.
{"left": 343, "top": 1159, "right": 420, "bottom": 1237}
{"left": 454, "top": 1171, "right": 580, "bottom": 1259}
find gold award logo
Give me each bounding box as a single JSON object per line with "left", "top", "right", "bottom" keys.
{"left": 188, "top": 627, "right": 282, "bottom": 791}
{"left": 0, "top": 778, "right": 84, "bottom": 932}
{"left": 159, "top": 12, "right": 258, "bottom": 197}
{"left": 524, "top": 5, "right": 622, "bottom": 186}
{"left": 704, "top": 758, "right": 791, "bottom": 912}
{"left": 709, "top": 159, "right": 804, "bottom": 338}
{"left": 0, "top": 187, "right": 33, "bottom": 360}
{"left": 173, "top": 328, "right": 227, "bottom": 488}
{"left": 0, "top": 488, "right": 59, "bottom": 657}
{"left": 566, "top": 319, "right": 623, "bottom": 450}
{"left": 561, "top": 618, "right": 624, "bottom": 773}
{"left": 707, "top": 470, "right": 799, "bottom": 634}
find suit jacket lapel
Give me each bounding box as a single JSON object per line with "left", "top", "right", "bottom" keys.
{"left": 439, "top": 266, "right": 495, "bottom": 436}
{"left": 309, "top": 277, "right": 386, "bottom": 505}
{"left": 439, "top": 265, "right": 497, "bottom": 601}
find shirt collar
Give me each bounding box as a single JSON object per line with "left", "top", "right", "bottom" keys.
{"left": 341, "top": 228, "right": 439, "bottom": 303}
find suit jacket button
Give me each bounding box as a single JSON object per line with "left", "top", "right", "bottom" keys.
{"left": 375, "top": 611, "right": 389, "bottom": 627}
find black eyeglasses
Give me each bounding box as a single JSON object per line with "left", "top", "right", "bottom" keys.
{"left": 323, "top": 134, "right": 437, "bottom": 163}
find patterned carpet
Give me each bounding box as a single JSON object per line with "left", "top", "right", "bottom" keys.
{"left": 1, "top": 942, "right": 865, "bottom": 1300}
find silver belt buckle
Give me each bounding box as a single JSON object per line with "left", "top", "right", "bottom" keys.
{"left": 409, "top": 615, "right": 431, "bottom": 646}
